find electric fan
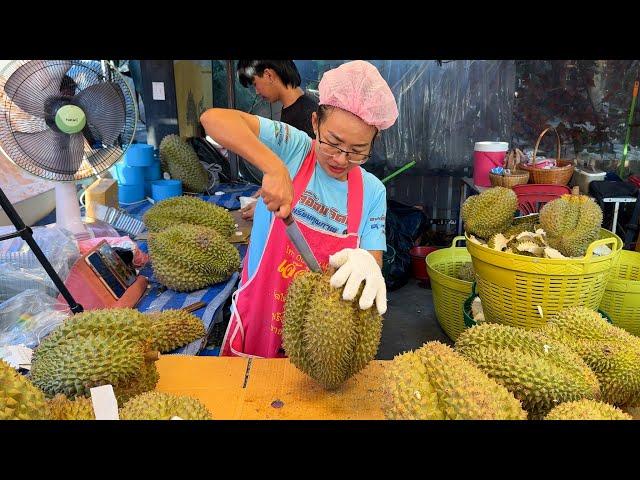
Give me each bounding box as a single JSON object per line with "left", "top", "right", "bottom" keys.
{"left": 0, "top": 60, "right": 137, "bottom": 312}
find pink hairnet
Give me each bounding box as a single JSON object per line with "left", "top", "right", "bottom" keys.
{"left": 318, "top": 60, "right": 398, "bottom": 131}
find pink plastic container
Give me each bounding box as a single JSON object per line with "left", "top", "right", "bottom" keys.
{"left": 473, "top": 141, "right": 509, "bottom": 187}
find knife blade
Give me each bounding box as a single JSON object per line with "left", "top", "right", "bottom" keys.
{"left": 283, "top": 214, "right": 322, "bottom": 272}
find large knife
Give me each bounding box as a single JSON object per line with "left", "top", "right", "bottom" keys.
{"left": 282, "top": 214, "right": 322, "bottom": 272}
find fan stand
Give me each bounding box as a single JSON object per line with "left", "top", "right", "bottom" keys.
{"left": 0, "top": 186, "right": 83, "bottom": 314}
{"left": 55, "top": 182, "right": 90, "bottom": 240}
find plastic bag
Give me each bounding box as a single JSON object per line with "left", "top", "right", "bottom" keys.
{"left": 0, "top": 289, "right": 70, "bottom": 348}
{"left": 383, "top": 200, "right": 430, "bottom": 291}
{"left": 0, "top": 225, "right": 80, "bottom": 303}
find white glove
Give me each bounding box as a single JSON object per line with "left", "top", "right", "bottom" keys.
{"left": 329, "top": 248, "right": 387, "bottom": 315}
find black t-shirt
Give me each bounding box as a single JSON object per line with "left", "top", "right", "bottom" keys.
{"left": 280, "top": 92, "right": 318, "bottom": 138}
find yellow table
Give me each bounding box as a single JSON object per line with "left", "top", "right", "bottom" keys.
{"left": 155, "top": 356, "right": 387, "bottom": 420}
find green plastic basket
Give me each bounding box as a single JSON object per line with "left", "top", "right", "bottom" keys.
{"left": 425, "top": 236, "right": 473, "bottom": 340}
{"left": 463, "top": 281, "right": 613, "bottom": 328}
{"left": 599, "top": 249, "right": 640, "bottom": 336}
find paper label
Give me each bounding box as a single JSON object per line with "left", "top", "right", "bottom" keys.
{"left": 0, "top": 344, "right": 33, "bottom": 370}
{"left": 152, "top": 82, "right": 165, "bottom": 101}
{"left": 90, "top": 385, "right": 120, "bottom": 420}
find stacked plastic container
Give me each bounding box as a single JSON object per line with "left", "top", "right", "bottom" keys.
{"left": 114, "top": 143, "right": 154, "bottom": 204}
{"left": 144, "top": 149, "right": 163, "bottom": 197}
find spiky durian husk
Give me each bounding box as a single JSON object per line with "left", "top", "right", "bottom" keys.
{"left": 143, "top": 195, "right": 235, "bottom": 237}
{"left": 544, "top": 399, "right": 632, "bottom": 420}
{"left": 148, "top": 224, "right": 240, "bottom": 292}
{"left": 32, "top": 308, "right": 153, "bottom": 363}
{"left": 119, "top": 391, "right": 212, "bottom": 420}
{"left": 31, "top": 334, "right": 158, "bottom": 403}
{"left": 147, "top": 309, "right": 206, "bottom": 352}
{"left": 456, "top": 262, "right": 475, "bottom": 282}
{"left": 541, "top": 307, "right": 640, "bottom": 406}
{"left": 159, "top": 135, "right": 209, "bottom": 193}
{"left": 488, "top": 233, "right": 511, "bottom": 251}
{"left": 381, "top": 342, "right": 527, "bottom": 420}
{"left": 46, "top": 394, "right": 95, "bottom": 420}
{"left": 282, "top": 271, "right": 383, "bottom": 390}
{"left": 0, "top": 360, "right": 47, "bottom": 420}
{"left": 455, "top": 323, "right": 601, "bottom": 418}
{"left": 461, "top": 187, "right": 518, "bottom": 240}
{"left": 539, "top": 194, "right": 603, "bottom": 257}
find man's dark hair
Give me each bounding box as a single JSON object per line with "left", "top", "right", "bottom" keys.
{"left": 237, "top": 60, "right": 301, "bottom": 89}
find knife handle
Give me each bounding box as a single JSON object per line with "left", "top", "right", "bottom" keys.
{"left": 282, "top": 214, "right": 294, "bottom": 226}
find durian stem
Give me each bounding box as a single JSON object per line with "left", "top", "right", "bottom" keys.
{"left": 145, "top": 351, "right": 161, "bottom": 362}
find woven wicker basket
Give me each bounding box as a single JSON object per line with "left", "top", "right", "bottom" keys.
{"left": 517, "top": 127, "right": 575, "bottom": 185}
{"left": 489, "top": 170, "right": 529, "bottom": 187}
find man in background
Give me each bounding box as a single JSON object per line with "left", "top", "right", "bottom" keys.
{"left": 237, "top": 60, "right": 319, "bottom": 219}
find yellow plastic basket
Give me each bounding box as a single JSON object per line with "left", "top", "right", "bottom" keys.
{"left": 599, "top": 250, "right": 640, "bottom": 336}
{"left": 426, "top": 236, "right": 473, "bottom": 340}
{"left": 465, "top": 228, "right": 623, "bottom": 330}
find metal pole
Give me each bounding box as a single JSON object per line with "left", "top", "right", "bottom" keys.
{"left": 0, "top": 187, "right": 83, "bottom": 313}
{"left": 226, "top": 60, "right": 239, "bottom": 181}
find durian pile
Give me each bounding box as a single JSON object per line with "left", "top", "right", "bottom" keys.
{"left": 143, "top": 196, "right": 240, "bottom": 292}
{"left": 2, "top": 308, "right": 212, "bottom": 420}
{"left": 29, "top": 308, "right": 205, "bottom": 402}
{"left": 159, "top": 134, "right": 210, "bottom": 193}
{"left": 282, "top": 271, "right": 383, "bottom": 390}
{"left": 462, "top": 187, "right": 609, "bottom": 259}
{"left": 383, "top": 306, "right": 640, "bottom": 420}
{"left": 32, "top": 387, "right": 211, "bottom": 420}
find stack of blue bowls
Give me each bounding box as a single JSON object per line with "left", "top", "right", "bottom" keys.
{"left": 114, "top": 143, "right": 154, "bottom": 204}
{"left": 148, "top": 148, "right": 183, "bottom": 202}
{"left": 144, "top": 149, "right": 163, "bottom": 197}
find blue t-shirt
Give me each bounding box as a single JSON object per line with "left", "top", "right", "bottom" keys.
{"left": 245, "top": 116, "right": 387, "bottom": 279}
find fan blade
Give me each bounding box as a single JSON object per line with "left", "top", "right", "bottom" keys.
{"left": 3, "top": 60, "right": 72, "bottom": 118}
{"left": 14, "top": 129, "right": 85, "bottom": 176}
{"left": 73, "top": 82, "right": 126, "bottom": 145}
{"left": 86, "top": 145, "right": 123, "bottom": 168}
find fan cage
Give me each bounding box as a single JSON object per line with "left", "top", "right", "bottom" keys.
{"left": 0, "top": 60, "right": 137, "bottom": 182}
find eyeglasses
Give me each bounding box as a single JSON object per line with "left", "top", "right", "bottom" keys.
{"left": 317, "top": 129, "right": 372, "bottom": 165}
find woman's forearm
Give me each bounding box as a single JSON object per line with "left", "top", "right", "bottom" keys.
{"left": 200, "top": 108, "right": 284, "bottom": 175}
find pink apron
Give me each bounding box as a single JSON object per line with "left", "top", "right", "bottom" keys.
{"left": 221, "top": 142, "right": 364, "bottom": 358}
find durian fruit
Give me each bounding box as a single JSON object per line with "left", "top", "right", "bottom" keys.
{"left": 461, "top": 187, "right": 518, "bottom": 240}
{"left": 381, "top": 342, "right": 527, "bottom": 420}
{"left": 456, "top": 262, "right": 475, "bottom": 282}
{"left": 46, "top": 394, "right": 95, "bottom": 420}
{"left": 541, "top": 306, "right": 640, "bottom": 406}
{"left": 148, "top": 224, "right": 240, "bottom": 292}
{"left": 159, "top": 134, "right": 209, "bottom": 193}
{"left": 282, "top": 271, "right": 383, "bottom": 390}
{"left": 0, "top": 360, "right": 47, "bottom": 420}
{"left": 147, "top": 309, "right": 206, "bottom": 353}
{"left": 119, "top": 392, "right": 212, "bottom": 420}
{"left": 455, "top": 323, "right": 601, "bottom": 418}
{"left": 143, "top": 195, "right": 235, "bottom": 238}
{"left": 32, "top": 308, "right": 153, "bottom": 363}
{"left": 539, "top": 194, "right": 603, "bottom": 257}
{"left": 544, "top": 399, "right": 632, "bottom": 420}
{"left": 115, "top": 362, "right": 161, "bottom": 403}
{"left": 31, "top": 334, "right": 159, "bottom": 403}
